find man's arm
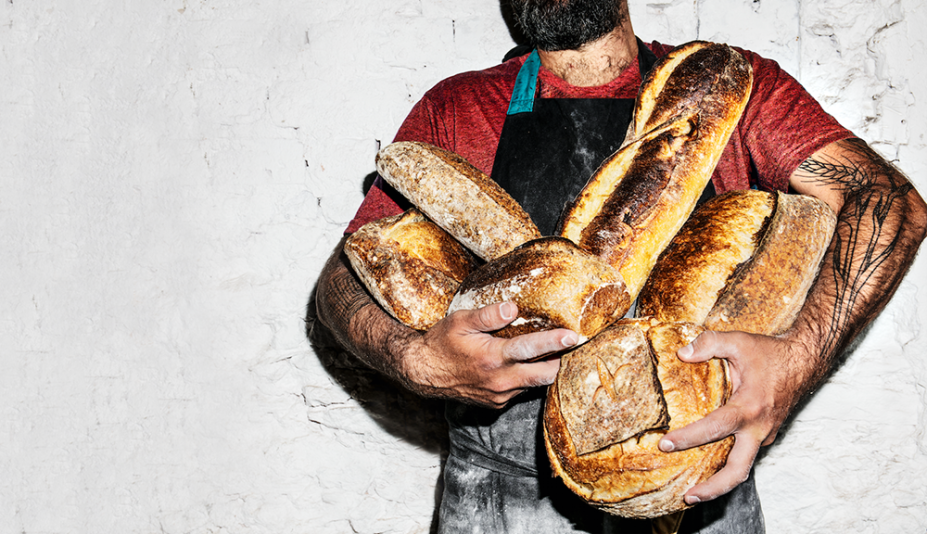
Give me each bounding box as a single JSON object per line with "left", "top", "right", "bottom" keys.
{"left": 659, "top": 138, "right": 927, "bottom": 504}
{"left": 315, "top": 236, "right": 579, "bottom": 408}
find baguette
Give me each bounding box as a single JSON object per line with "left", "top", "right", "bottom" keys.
{"left": 446, "top": 237, "right": 630, "bottom": 343}
{"left": 558, "top": 42, "right": 753, "bottom": 297}
{"left": 376, "top": 141, "right": 542, "bottom": 261}
{"left": 344, "top": 209, "right": 477, "bottom": 331}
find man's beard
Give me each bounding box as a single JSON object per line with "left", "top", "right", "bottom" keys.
{"left": 513, "top": 0, "right": 626, "bottom": 52}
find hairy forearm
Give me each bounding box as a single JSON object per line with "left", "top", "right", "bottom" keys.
{"left": 315, "top": 237, "right": 421, "bottom": 387}
{"left": 787, "top": 138, "right": 927, "bottom": 391}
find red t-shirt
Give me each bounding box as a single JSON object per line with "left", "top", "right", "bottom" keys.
{"left": 346, "top": 41, "right": 851, "bottom": 233}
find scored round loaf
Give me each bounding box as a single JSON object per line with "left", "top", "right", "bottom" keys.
{"left": 544, "top": 319, "right": 733, "bottom": 519}
{"left": 446, "top": 237, "right": 630, "bottom": 343}
{"left": 558, "top": 42, "right": 754, "bottom": 298}
{"left": 376, "top": 141, "right": 542, "bottom": 262}
{"left": 344, "top": 209, "right": 478, "bottom": 331}
{"left": 638, "top": 190, "right": 837, "bottom": 335}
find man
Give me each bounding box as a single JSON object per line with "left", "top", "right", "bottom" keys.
{"left": 316, "top": 0, "right": 927, "bottom": 532}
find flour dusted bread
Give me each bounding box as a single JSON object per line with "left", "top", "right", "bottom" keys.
{"left": 544, "top": 320, "right": 732, "bottom": 518}
{"left": 447, "top": 237, "right": 630, "bottom": 342}
{"left": 558, "top": 42, "right": 753, "bottom": 297}
{"left": 376, "top": 141, "right": 542, "bottom": 261}
{"left": 638, "top": 190, "right": 837, "bottom": 335}
{"left": 344, "top": 209, "right": 477, "bottom": 331}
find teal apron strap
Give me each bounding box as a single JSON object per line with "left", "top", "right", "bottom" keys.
{"left": 506, "top": 49, "right": 540, "bottom": 115}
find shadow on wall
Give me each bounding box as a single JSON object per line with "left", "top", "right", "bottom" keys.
{"left": 305, "top": 274, "right": 448, "bottom": 532}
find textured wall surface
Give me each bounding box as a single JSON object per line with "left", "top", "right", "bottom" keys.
{"left": 1, "top": 1, "right": 925, "bottom": 533}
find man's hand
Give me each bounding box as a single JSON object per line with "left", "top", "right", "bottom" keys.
{"left": 316, "top": 237, "right": 578, "bottom": 409}
{"left": 657, "top": 330, "right": 810, "bottom": 505}
{"left": 404, "top": 301, "right": 578, "bottom": 408}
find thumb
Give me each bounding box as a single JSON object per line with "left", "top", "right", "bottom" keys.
{"left": 677, "top": 329, "right": 733, "bottom": 363}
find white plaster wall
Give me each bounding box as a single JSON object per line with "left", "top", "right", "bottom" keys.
{"left": 0, "top": 0, "right": 924, "bottom": 533}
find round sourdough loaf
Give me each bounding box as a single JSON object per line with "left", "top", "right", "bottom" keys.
{"left": 544, "top": 319, "right": 732, "bottom": 518}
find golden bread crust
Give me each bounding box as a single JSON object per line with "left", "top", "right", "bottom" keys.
{"left": 637, "top": 190, "right": 776, "bottom": 323}
{"left": 344, "top": 209, "right": 477, "bottom": 330}
{"left": 446, "top": 237, "right": 630, "bottom": 341}
{"left": 705, "top": 193, "right": 837, "bottom": 335}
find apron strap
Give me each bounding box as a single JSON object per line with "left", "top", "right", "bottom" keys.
{"left": 506, "top": 50, "right": 541, "bottom": 116}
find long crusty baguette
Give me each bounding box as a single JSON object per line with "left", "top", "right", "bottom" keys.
{"left": 446, "top": 237, "right": 630, "bottom": 343}
{"left": 344, "top": 209, "right": 477, "bottom": 331}
{"left": 558, "top": 42, "right": 753, "bottom": 297}
{"left": 376, "top": 141, "right": 542, "bottom": 261}
{"left": 638, "top": 190, "right": 837, "bottom": 335}
{"left": 544, "top": 319, "right": 732, "bottom": 519}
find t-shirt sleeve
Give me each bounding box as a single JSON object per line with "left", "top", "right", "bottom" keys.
{"left": 344, "top": 95, "right": 448, "bottom": 234}
{"left": 737, "top": 49, "right": 854, "bottom": 191}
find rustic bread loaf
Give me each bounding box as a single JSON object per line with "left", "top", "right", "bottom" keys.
{"left": 544, "top": 320, "right": 732, "bottom": 519}
{"left": 376, "top": 141, "right": 542, "bottom": 261}
{"left": 558, "top": 42, "right": 753, "bottom": 298}
{"left": 344, "top": 209, "right": 477, "bottom": 331}
{"left": 446, "top": 237, "right": 630, "bottom": 343}
{"left": 638, "top": 190, "right": 837, "bottom": 335}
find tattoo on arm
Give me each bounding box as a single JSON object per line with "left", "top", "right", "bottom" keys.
{"left": 795, "top": 138, "right": 915, "bottom": 363}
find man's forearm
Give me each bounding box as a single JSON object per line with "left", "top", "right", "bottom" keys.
{"left": 787, "top": 138, "right": 927, "bottom": 392}
{"left": 315, "top": 237, "right": 420, "bottom": 387}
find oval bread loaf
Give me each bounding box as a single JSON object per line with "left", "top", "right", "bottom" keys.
{"left": 344, "top": 209, "right": 477, "bottom": 331}
{"left": 446, "top": 237, "right": 630, "bottom": 343}
{"left": 638, "top": 190, "right": 837, "bottom": 335}
{"left": 376, "top": 141, "right": 542, "bottom": 261}
{"left": 544, "top": 320, "right": 733, "bottom": 519}
{"left": 558, "top": 42, "right": 753, "bottom": 298}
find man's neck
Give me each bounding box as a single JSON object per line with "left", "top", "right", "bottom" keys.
{"left": 537, "top": 26, "right": 637, "bottom": 87}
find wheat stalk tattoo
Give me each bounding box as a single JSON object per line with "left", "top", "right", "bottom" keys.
{"left": 797, "top": 139, "right": 913, "bottom": 360}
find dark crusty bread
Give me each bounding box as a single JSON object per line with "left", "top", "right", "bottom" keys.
{"left": 344, "top": 209, "right": 477, "bottom": 331}
{"left": 638, "top": 190, "right": 837, "bottom": 336}
{"left": 558, "top": 42, "right": 753, "bottom": 298}
{"left": 544, "top": 320, "right": 732, "bottom": 519}
{"left": 446, "top": 237, "right": 630, "bottom": 343}
{"left": 376, "top": 141, "right": 542, "bottom": 261}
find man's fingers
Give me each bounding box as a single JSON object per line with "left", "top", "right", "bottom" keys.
{"left": 677, "top": 330, "right": 753, "bottom": 363}
{"left": 465, "top": 301, "right": 519, "bottom": 332}
{"left": 660, "top": 405, "right": 741, "bottom": 452}
{"left": 683, "top": 435, "right": 761, "bottom": 504}
{"left": 511, "top": 357, "right": 563, "bottom": 388}
{"left": 497, "top": 328, "right": 579, "bottom": 363}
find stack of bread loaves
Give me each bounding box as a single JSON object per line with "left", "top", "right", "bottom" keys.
{"left": 343, "top": 41, "right": 836, "bottom": 520}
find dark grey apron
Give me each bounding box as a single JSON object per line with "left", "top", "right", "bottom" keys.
{"left": 437, "top": 40, "right": 763, "bottom": 534}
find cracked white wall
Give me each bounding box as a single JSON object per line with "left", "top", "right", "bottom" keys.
{"left": 1, "top": 0, "right": 925, "bottom": 532}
